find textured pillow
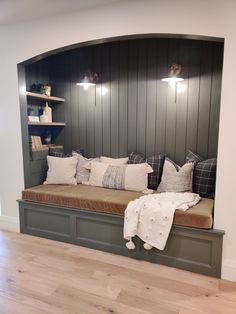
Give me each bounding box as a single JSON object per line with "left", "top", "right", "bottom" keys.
{"left": 100, "top": 156, "right": 128, "bottom": 165}
{"left": 85, "top": 161, "right": 153, "bottom": 193}
{"left": 186, "top": 150, "right": 217, "bottom": 197}
{"left": 157, "top": 159, "right": 194, "bottom": 193}
{"left": 128, "top": 152, "right": 166, "bottom": 189}
{"left": 44, "top": 156, "right": 77, "bottom": 185}
{"left": 72, "top": 151, "right": 99, "bottom": 183}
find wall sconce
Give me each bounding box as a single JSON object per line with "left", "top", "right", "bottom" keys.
{"left": 161, "top": 63, "right": 184, "bottom": 84}
{"left": 76, "top": 71, "right": 99, "bottom": 90}
{"left": 162, "top": 63, "right": 184, "bottom": 103}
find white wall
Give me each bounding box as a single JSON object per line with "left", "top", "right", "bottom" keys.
{"left": 0, "top": 0, "right": 236, "bottom": 280}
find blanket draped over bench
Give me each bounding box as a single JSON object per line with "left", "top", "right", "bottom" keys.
{"left": 124, "top": 192, "right": 201, "bottom": 250}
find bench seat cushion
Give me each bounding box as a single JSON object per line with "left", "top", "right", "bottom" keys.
{"left": 22, "top": 184, "right": 213, "bottom": 229}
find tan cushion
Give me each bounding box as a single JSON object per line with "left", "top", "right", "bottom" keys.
{"left": 44, "top": 156, "right": 77, "bottom": 185}
{"left": 22, "top": 184, "right": 213, "bottom": 229}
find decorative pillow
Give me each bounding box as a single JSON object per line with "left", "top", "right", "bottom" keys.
{"left": 44, "top": 156, "right": 77, "bottom": 185}
{"left": 186, "top": 150, "right": 217, "bottom": 197}
{"left": 72, "top": 151, "right": 99, "bottom": 183}
{"left": 85, "top": 161, "right": 153, "bottom": 193}
{"left": 157, "top": 158, "right": 194, "bottom": 193}
{"left": 128, "top": 152, "right": 166, "bottom": 189}
{"left": 100, "top": 156, "right": 128, "bottom": 165}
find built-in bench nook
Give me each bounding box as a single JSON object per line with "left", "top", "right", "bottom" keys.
{"left": 18, "top": 184, "right": 224, "bottom": 278}
{"left": 18, "top": 34, "right": 225, "bottom": 279}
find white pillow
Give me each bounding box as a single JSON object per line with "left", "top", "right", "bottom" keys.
{"left": 44, "top": 156, "right": 77, "bottom": 185}
{"left": 157, "top": 159, "right": 194, "bottom": 193}
{"left": 100, "top": 156, "right": 128, "bottom": 165}
{"left": 84, "top": 161, "right": 153, "bottom": 193}
{"left": 72, "top": 151, "right": 100, "bottom": 183}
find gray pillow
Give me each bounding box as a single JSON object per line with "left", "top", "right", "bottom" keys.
{"left": 72, "top": 151, "right": 100, "bottom": 183}
{"left": 157, "top": 158, "right": 194, "bottom": 193}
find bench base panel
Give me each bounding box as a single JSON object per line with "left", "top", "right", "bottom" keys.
{"left": 18, "top": 200, "right": 224, "bottom": 278}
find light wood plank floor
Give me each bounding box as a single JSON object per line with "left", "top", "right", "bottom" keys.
{"left": 0, "top": 231, "right": 236, "bottom": 314}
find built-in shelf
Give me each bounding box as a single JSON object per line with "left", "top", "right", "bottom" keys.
{"left": 26, "top": 91, "right": 65, "bottom": 102}
{"left": 28, "top": 122, "right": 66, "bottom": 126}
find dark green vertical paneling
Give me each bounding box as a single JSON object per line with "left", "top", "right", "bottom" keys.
{"left": 175, "top": 40, "right": 189, "bottom": 165}
{"left": 94, "top": 45, "right": 103, "bottom": 157}
{"left": 101, "top": 44, "right": 111, "bottom": 156}
{"left": 165, "top": 39, "right": 178, "bottom": 160}
{"left": 127, "top": 41, "right": 138, "bottom": 153}
{"left": 186, "top": 41, "right": 201, "bottom": 155}
{"left": 85, "top": 47, "right": 95, "bottom": 157}
{"left": 77, "top": 50, "right": 87, "bottom": 154}
{"left": 208, "top": 42, "right": 223, "bottom": 157}
{"left": 119, "top": 41, "right": 129, "bottom": 157}
{"left": 110, "top": 42, "right": 119, "bottom": 157}
{"left": 197, "top": 41, "right": 213, "bottom": 158}
{"left": 155, "top": 39, "right": 168, "bottom": 155}
{"left": 70, "top": 51, "right": 80, "bottom": 151}
{"left": 146, "top": 39, "right": 157, "bottom": 157}
{"left": 46, "top": 38, "right": 223, "bottom": 161}
{"left": 137, "top": 40, "right": 147, "bottom": 155}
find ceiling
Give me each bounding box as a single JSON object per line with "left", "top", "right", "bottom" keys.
{"left": 0, "top": 0, "right": 120, "bottom": 25}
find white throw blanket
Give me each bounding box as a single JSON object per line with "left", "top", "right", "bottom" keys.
{"left": 124, "top": 192, "right": 200, "bottom": 251}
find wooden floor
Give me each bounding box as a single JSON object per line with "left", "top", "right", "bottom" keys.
{"left": 0, "top": 232, "right": 236, "bottom": 314}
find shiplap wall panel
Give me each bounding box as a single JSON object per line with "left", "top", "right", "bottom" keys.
{"left": 119, "top": 41, "right": 129, "bottom": 157}
{"left": 127, "top": 41, "right": 138, "bottom": 154}
{"left": 208, "top": 42, "right": 223, "bottom": 157}
{"left": 94, "top": 45, "right": 103, "bottom": 157}
{"left": 186, "top": 40, "right": 201, "bottom": 155}
{"left": 197, "top": 41, "right": 213, "bottom": 158}
{"left": 47, "top": 38, "right": 223, "bottom": 164}
{"left": 155, "top": 40, "right": 168, "bottom": 155}
{"left": 175, "top": 41, "right": 189, "bottom": 164}
{"left": 137, "top": 40, "right": 147, "bottom": 156}
{"left": 110, "top": 42, "right": 119, "bottom": 157}
{"left": 165, "top": 39, "right": 178, "bottom": 159}
{"left": 146, "top": 39, "right": 157, "bottom": 157}
{"left": 102, "top": 44, "right": 111, "bottom": 157}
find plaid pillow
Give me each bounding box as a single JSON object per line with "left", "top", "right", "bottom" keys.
{"left": 49, "top": 147, "right": 84, "bottom": 158}
{"left": 128, "top": 152, "right": 166, "bottom": 189}
{"left": 186, "top": 150, "right": 217, "bottom": 198}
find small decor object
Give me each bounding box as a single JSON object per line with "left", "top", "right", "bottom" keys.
{"left": 28, "top": 116, "right": 40, "bottom": 122}
{"left": 44, "top": 102, "right": 52, "bottom": 122}
{"left": 40, "top": 110, "right": 49, "bottom": 123}
{"left": 44, "top": 85, "right": 51, "bottom": 96}
{"left": 30, "top": 83, "right": 52, "bottom": 95}
{"left": 27, "top": 107, "right": 34, "bottom": 116}
{"left": 43, "top": 131, "right": 52, "bottom": 145}
{"left": 30, "top": 136, "right": 43, "bottom": 150}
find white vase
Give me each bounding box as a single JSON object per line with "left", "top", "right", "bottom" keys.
{"left": 45, "top": 102, "right": 52, "bottom": 122}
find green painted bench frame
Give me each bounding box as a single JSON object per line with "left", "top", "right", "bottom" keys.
{"left": 18, "top": 200, "right": 224, "bottom": 278}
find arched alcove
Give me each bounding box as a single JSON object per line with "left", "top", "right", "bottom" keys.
{"left": 18, "top": 33, "right": 224, "bottom": 189}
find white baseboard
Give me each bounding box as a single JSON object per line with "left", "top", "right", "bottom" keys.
{"left": 222, "top": 259, "right": 236, "bottom": 282}
{"left": 0, "top": 215, "right": 20, "bottom": 232}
